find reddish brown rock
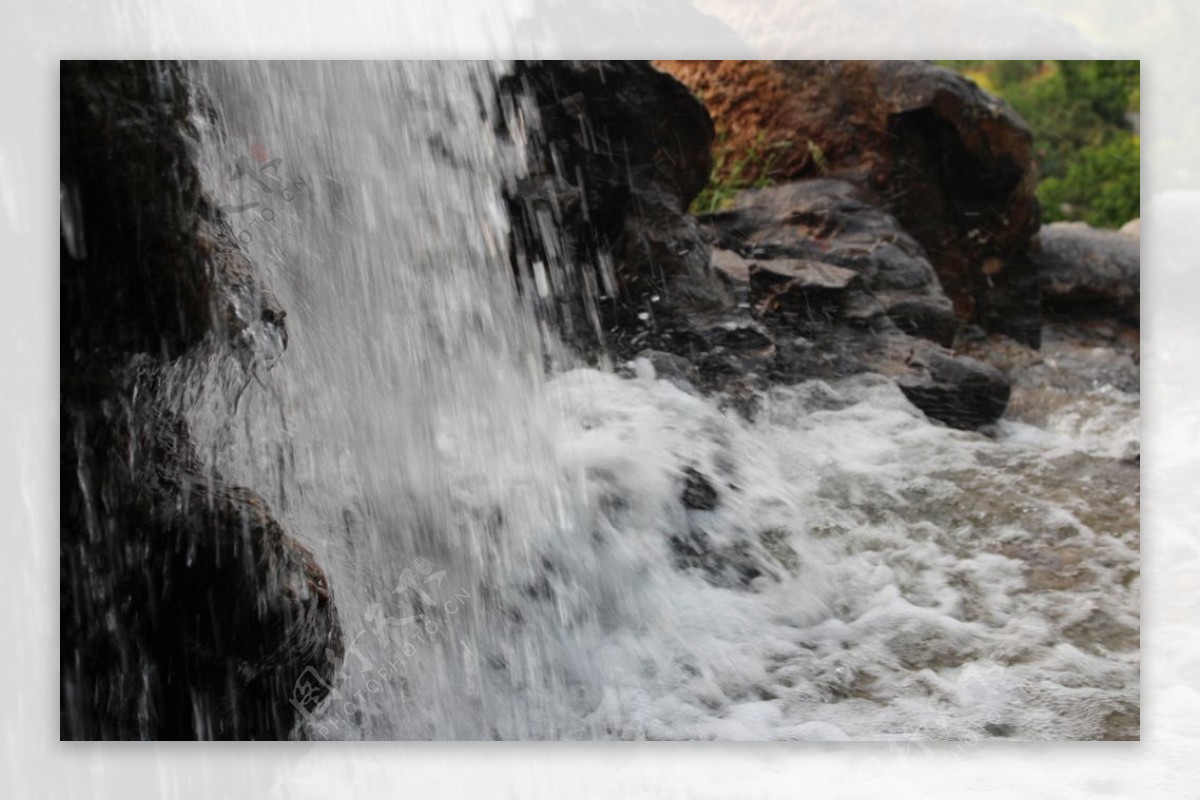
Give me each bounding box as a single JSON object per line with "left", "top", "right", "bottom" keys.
{"left": 655, "top": 60, "right": 1042, "bottom": 346}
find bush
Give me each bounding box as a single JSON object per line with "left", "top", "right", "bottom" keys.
{"left": 690, "top": 132, "right": 792, "bottom": 215}
{"left": 940, "top": 60, "right": 1140, "bottom": 228}
{"left": 1039, "top": 135, "right": 1140, "bottom": 228}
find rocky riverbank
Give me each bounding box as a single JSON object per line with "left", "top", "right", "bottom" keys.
{"left": 501, "top": 59, "right": 1138, "bottom": 433}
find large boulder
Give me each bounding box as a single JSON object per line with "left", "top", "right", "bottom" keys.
{"left": 896, "top": 347, "right": 1012, "bottom": 431}
{"left": 655, "top": 60, "right": 1042, "bottom": 345}
{"left": 61, "top": 381, "right": 342, "bottom": 739}
{"left": 1034, "top": 221, "right": 1140, "bottom": 323}
{"left": 701, "top": 181, "right": 1011, "bottom": 429}
{"left": 60, "top": 61, "right": 342, "bottom": 739}
{"left": 502, "top": 60, "right": 732, "bottom": 359}
{"left": 705, "top": 179, "right": 956, "bottom": 345}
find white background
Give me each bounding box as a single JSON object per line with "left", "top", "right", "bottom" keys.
{"left": 2, "top": 0, "right": 1195, "bottom": 796}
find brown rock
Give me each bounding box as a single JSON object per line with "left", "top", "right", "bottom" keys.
{"left": 749, "top": 260, "right": 861, "bottom": 321}
{"left": 657, "top": 60, "right": 1042, "bottom": 345}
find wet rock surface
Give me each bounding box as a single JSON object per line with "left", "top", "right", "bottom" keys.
{"left": 60, "top": 61, "right": 341, "bottom": 739}
{"left": 896, "top": 347, "right": 1012, "bottom": 431}
{"left": 706, "top": 179, "right": 952, "bottom": 323}
{"left": 681, "top": 467, "right": 720, "bottom": 511}
{"left": 698, "top": 181, "right": 1012, "bottom": 429}
{"left": 61, "top": 378, "right": 342, "bottom": 739}
{"left": 502, "top": 60, "right": 731, "bottom": 359}
{"left": 502, "top": 61, "right": 1062, "bottom": 431}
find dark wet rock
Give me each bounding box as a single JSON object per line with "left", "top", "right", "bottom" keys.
{"left": 700, "top": 317, "right": 775, "bottom": 354}
{"left": 704, "top": 180, "right": 946, "bottom": 311}
{"left": 1034, "top": 221, "right": 1140, "bottom": 324}
{"left": 60, "top": 61, "right": 287, "bottom": 366}
{"left": 896, "top": 347, "right": 1012, "bottom": 430}
{"left": 768, "top": 333, "right": 869, "bottom": 384}
{"left": 61, "top": 382, "right": 342, "bottom": 740}
{"left": 698, "top": 179, "right": 1012, "bottom": 429}
{"left": 681, "top": 467, "right": 720, "bottom": 510}
{"left": 748, "top": 261, "right": 864, "bottom": 326}
{"left": 696, "top": 350, "right": 768, "bottom": 398}
{"left": 749, "top": 259, "right": 861, "bottom": 324}
{"left": 502, "top": 60, "right": 732, "bottom": 360}
{"left": 60, "top": 61, "right": 213, "bottom": 361}
{"left": 635, "top": 349, "right": 698, "bottom": 386}
{"left": 658, "top": 60, "right": 1042, "bottom": 345}
{"left": 61, "top": 61, "right": 341, "bottom": 739}
{"left": 885, "top": 299, "right": 959, "bottom": 348}
{"left": 873, "top": 60, "right": 1041, "bottom": 345}
{"left": 669, "top": 530, "right": 766, "bottom": 588}
{"left": 502, "top": 64, "right": 1016, "bottom": 432}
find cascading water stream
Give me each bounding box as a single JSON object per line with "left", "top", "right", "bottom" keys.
{"left": 179, "top": 60, "right": 632, "bottom": 739}
{"left": 173, "top": 61, "right": 1139, "bottom": 741}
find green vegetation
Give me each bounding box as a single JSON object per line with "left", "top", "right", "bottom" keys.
{"left": 941, "top": 60, "right": 1140, "bottom": 228}
{"left": 690, "top": 132, "right": 792, "bottom": 215}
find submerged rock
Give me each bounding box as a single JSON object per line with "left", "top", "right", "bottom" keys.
{"left": 60, "top": 60, "right": 341, "bottom": 739}
{"left": 669, "top": 529, "right": 767, "bottom": 589}
{"left": 681, "top": 467, "right": 720, "bottom": 511}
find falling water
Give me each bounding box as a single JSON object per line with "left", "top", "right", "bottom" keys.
{"left": 176, "top": 61, "right": 1139, "bottom": 741}
{"left": 179, "top": 61, "right": 606, "bottom": 739}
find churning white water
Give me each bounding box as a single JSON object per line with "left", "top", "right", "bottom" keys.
{"left": 179, "top": 61, "right": 1138, "bottom": 741}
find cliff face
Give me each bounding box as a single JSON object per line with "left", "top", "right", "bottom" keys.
{"left": 60, "top": 61, "right": 341, "bottom": 740}
{"left": 655, "top": 60, "right": 1043, "bottom": 346}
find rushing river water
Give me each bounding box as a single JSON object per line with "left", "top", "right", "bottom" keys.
{"left": 178, "top": 61, "right": 1139, "bottom": 740}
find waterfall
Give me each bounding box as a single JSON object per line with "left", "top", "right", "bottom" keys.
{"left": 172, "top": 61, "right": 1139, "bottom": 742}
{"left": 179, "top": 61, "right": 596, "bottom": 739}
